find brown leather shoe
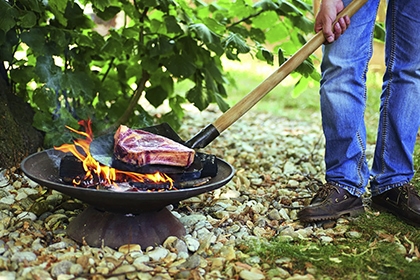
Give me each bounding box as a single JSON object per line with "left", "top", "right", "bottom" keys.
{"left": 371, "top": 183, "right": 420, "bottom": 227}
{"left": 298, "top": 183, "right": 365, "bottom": 222}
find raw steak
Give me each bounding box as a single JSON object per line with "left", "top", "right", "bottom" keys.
{"left": 113, "top": 125, "right": 195, "bottom": 167}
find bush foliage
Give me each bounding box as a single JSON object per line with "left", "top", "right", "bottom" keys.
{"left": 1, "top": 0, "right": 323, "bottom": 146}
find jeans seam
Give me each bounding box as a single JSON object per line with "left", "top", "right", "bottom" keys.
{"left": 377, "top": 1, "right": 396, "bottom": 178}
{"left": 355, "top": 13, "right": 375, "bottom": 189}
{"left": 356, "top": 131, "right": 366, "bottom": 188}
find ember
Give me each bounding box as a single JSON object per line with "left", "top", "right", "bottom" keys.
{"left": 54, "top": 120, "right": 175, "bottom": 191}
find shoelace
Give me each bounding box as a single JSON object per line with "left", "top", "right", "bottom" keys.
{"left": 403, "top": 183, "right": 420, "bottom": 198}
{"left": 316, "top": 183, "right": 339, "bottom": 199}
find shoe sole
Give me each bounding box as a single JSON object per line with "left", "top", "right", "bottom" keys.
{"left": 299, "top": 206, "right": 365, "bottom": 223}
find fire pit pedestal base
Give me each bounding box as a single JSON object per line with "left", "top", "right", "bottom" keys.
{"left": 67, "top": 206, "right": 186, "bottom": 249}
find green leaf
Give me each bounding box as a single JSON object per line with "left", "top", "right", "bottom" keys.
{"left": 279, "top": 1, "right": 303, "bottom": 16}
{"left": 141, "top": 56, "right": 160, "bottom": 72}
{"left": 48, "top": 0, "right": 68, "bottom": 26}
{"left": 106, "top": 96, "right": 130, "bottom": 120}
{"left": 165, "top": 55, "right": 196, "bottom": 78}
{"left": 0, "top": 29, "right": 6, "bottom": 47}
{"left": 278, "top": 48, "right": 285, "bottom": 65}
{"left": 95, "top": 6, "right": 121, "bottom": 21}
{"left": 292, "top": 0, "right": 313, "bottom": 13}
{"left": 149, "top": 72, "right": 174, "bottom": 97}
{"left": 169, "top": 95, "right": 186, "bottom": 120}
{"left": 229, "top": 0, "right": 254, "bottom": 18}
{"left": 164, "top": 15, "right": 183, "bottom": 34}
{"left": 145, "top": 85, "right": 169, "bottom": 108}
{"left": 0, "top": 29, "right": 18, "bottom": 61}
{"left": 217, "top": 82, "right": 227, "bottom": 98}
{"left": 64, "top": 70, "right": 95, "bottom": 99}
{"left": 20, "top": 28, "right": 46, "bottom": 55}
{"left": 64, "top": 3, "right": 93, "bottom": 29}
{"left": 40, "top": 108, "right": 79, "bottom": 146}
{"left": 32, "top": 87, "right": 56, "bottom": 112}
{"left": 190, "top": 23, "right": 219, "bottom": 44}
{"left": 147, "top": 36, "right": 175, "bottom": 57}
{"left": 76, "top": 34, "right": 95, "bottom": 48}
{"left": 256, "top": 47, "right": 274, "bottom": 65}
{"left": 10, "top": 66, "right": 34, "bottom": 84}
{"left": 215, "top": 92, "right": 230, "bottom": 112}
{"left": 21, "top": 0, "right": 42, "bottom": 13}
{"left": 291, "top": 77, "right": 308, "bottom": 98}
{"left": 33, "top": 110, "right": 55, "bottom": 133}
{"left": 223, "top": 33, "right": 250, "bottom": 54}
{"left": 159, "top": 111, "right": 181, "bottom": 132}
{"left": 0, "top": 1, "right": 16, "bottom": 32}
{"left": 19, "top": 11, "right": 37, "bottom": 28}
{"left": 252, "top": 11, "right": 279, "bottom": 30}
{"left": 91, "top": 0, "right": 112, "bottom": 12}
{"left": 100, "top": 36, "right": 124, "bottom": 57}
{"left": 122, "top": 27, "right": 139, "bottom": 39}
{"left": 150, "top": 18, "right": 166, "bottom": 33}
{"left": 291, "top": 16, "right": 313, "bottom": 33}
{"left": 265, "top": 23, "right": 290, "bottom": 44}
{"left": 50, "top": 29, "right": 68, "bottom": 50}
{"left": 295, "top": 58, "right": 315, "bottom": 77}
{"left": 309, "top": 66, "right": 321, "bottom": 81}
{"left": 186, "top": 86, "right": 210, "bottom": 111}
{"left": 249, "top": 27, "right": 266, "bottom": 43}
{"left": 34, "top": 55, "right": 63, "bottom": 88}
{"left": 253, "top": 0, "right": 279, "bottom": 11}
{"left": 202, "top": 17, "right": 226, "bottom": 34}
{"left": 374, "top": 22, "right": 385, "bottom": 42}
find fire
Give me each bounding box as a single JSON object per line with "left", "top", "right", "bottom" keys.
{"left": 54, "top": 120, "right": 174, "bottom": 190}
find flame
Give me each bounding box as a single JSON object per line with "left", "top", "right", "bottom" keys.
{"left": 54, "top": 119, "right": 174, "bottom": 190}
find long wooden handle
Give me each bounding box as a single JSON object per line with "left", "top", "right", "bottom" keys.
{"left": 212, "top": 0, "right": 368, "bottom": 133}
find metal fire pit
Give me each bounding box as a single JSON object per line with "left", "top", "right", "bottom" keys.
{"left": 21, "top": 149, "right": 235, "bottom": 249}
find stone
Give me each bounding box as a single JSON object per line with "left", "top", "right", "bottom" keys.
{"left": 239, "top": 269, "right": 265, "bottom": 280}
{"left": 51, "top": 260, "right": 74, "bottom": 277}
{"left": 147, "top": 247, "right": 169, "bottom": 261}
{"left": 11, "top": 251, "right": 37, "bottom": 262}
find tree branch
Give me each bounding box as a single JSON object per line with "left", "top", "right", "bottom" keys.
{"left": 101, "top": 57, "right": 115, "bottom": 83}
{"left": 101, "top": 70, "right": 150, "bottom": 135}
{"left": 228, "top": 9, "right": 265, "bottom": 28}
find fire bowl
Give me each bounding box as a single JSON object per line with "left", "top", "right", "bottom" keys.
{"left": 21, "top": 149, "right": 235, "bottom": 248}
{"left": 66, "top": 206, "right": 187, "bottom": 249}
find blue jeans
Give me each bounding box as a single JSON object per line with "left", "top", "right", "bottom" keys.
{"left": 320, "top": 0, "right": 420, "bottom": 197}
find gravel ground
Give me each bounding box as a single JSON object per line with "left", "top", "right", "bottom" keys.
{"left": 0, "top": 108, "right": 373, "bottom": 280}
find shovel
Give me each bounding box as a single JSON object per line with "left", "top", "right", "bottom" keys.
{"left": 90, "top": 0, "right": 367, "bottom": 168}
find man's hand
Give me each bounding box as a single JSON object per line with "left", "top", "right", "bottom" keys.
{"left": 315, "top": 0, "right": 350, "bottom": 43}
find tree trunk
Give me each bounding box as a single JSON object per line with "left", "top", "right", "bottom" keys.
{"left": 0, "top": 73, "right": 44, "bottom": 169}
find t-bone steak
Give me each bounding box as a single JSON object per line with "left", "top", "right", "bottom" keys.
{"left": 113, "top": 125, "right": 195, "bottom": 167}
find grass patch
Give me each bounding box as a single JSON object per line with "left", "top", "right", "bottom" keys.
{"left": 243, "top": 211, "right": 420, "bottom": 279}
{"left": 248, "top": 239, "right": 420, "bottom": 279}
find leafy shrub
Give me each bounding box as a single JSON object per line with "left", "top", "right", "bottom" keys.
{"left": 1, "top": 0, "right": 321, "bottom": 146}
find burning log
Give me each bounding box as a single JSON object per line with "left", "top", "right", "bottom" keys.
{"left": 59, "top": 154, "right": 213, "bottom": 192}
{"left": 129, "top": 176, "right": 211, "bottom": 191}
{"left": 59, "top": 155, "right": 85, "bottom": 184}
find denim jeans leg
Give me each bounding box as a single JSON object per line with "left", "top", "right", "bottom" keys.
{"left": 320, "top": 0, "right": 380, "bottom": 197}
{"left": 370, "top": 0, "right": 420, "bottom": 195}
